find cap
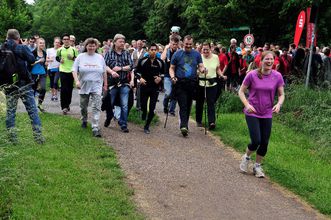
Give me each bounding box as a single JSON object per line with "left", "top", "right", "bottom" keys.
{"left": 171, "top": 26, "right": 180, "bottom": 33}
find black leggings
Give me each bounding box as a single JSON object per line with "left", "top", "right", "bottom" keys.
{"left": 245, "top": 115, "right": 272, "bottom": 157}
{"left": 195, "top": 85, "right": 217, "bottom": 125}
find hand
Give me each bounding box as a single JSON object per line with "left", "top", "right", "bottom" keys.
{"left": 154, "top": 76, "right": 162, "bottom": 84}
{"left": 75, "top": 81, "right": 81, "bottom": 89}
{"left": 67, "top": 54, "right": 73, "bottom": 60}
{"left": 103, "top": 84, "right": 108, "bottom": 92}
{"left": 39, "top": 58, "right": 45, "bottom": 63}
{"left": 111, "top": 72, "right": 120, "bottom": 78}
{"left": 171, "top": 77, "right": 177, "bottom": 84}
{"left": 245, "top": 104, "right": 257, "bottom": 113}
{"left": 113, "top": 66, "right": 122, "bottom": 72}
{"left": 60, "top": 58, "right": 64, "bottom": 64}
{"left": 272, "top": 103, "right": 281, "bottom": 113}
{"left": 165, "top": 44, "right": 170, "bottom": 50}
{"left": 140, "top": 78, "right": 147, "bottom": 85}
{"left": 221, "top": 75, "right": 227, "bottom": 80}
{"left": 129, "top": 81, "right": 134, "bottom": 88}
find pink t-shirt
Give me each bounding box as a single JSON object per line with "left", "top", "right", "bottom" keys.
{"left": 243, "top": 70, "right": 284, "bottom": 118}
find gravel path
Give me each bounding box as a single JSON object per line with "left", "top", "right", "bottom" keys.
{"left": 20, "top": 90, "right": 327, "bottom": 220}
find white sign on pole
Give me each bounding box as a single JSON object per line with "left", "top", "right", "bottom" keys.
{"left": 244, "top": 34, "right": 254, "bottom": 46}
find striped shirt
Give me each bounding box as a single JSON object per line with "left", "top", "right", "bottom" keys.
{"left": 104, "top": 49, "right": 133, "bottom": 85}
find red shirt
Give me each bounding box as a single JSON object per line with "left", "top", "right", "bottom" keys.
{"left": 218, "top": 53, "right": 228, "bottom": 71}
{"left": 279, "top": 54, "right": 292, "bottom": 76}
{"left": 254, "top": 54, "right": 262, "bottom": 67}
{"left": 272, "top": 57, "right": 280, "bottom": 70}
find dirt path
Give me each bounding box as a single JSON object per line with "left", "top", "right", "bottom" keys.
{"left": 22, "top": 90, "right": 327, "bottom": 219}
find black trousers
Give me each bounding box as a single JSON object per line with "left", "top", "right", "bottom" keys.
{"left": 245, "top": 115, "right": 272, "bottom": 157}
{"left": 60, "top": 72, "right": 74, "bottom": 110}
{"left": 174, "top": 81, "right": 196, "bottom": 129}
{"left": 140, "top": 86, "right": 159, "bottom": 128}
{"left": 195, "top": 85, "right": 217, "bottom": 125}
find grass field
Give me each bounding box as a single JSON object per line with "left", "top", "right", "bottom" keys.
{"left": 213, "top": 113, "right": 331, "bottom": 216}
{"left": 0, "top": 113, "right": 143, "bottom": 219}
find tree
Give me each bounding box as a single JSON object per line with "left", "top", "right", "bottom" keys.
{"left": 0, "top": 0, "right": 32, "bottom": 41}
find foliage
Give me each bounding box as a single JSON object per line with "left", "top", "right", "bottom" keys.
{"left": 275, "top": 84, "right": 331, "bottom": 160}
{"left": 0, "top": 0, "right": 33, "bottom": 41}
{"left": 0, "top": 113, "right": 143, "bottom": 219}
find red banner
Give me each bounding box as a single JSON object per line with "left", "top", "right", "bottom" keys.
{"left": 294, "top": 10, "right": 306, "bottom": 47}
{"left": 306, "top": 7, "right": 317, "bottom": 48}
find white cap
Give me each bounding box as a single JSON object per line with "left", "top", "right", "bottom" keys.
{"left": 171, "top": 26, "right": 180, "bottom": 33}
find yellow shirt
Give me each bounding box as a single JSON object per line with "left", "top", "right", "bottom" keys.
{"left": 199, "top": 54, "right": 219, "bottom": 87}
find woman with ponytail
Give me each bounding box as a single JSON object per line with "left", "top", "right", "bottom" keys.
{"left": 238, "top": 51, "right": 285, "bottom": 178}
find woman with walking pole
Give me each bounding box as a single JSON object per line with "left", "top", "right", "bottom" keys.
{"left": 196, "top": 42, "right": 226, "bottom": 131}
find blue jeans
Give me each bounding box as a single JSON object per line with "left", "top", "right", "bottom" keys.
{"left": 107, "top": 85, "right": 130, "bottom": 128}
{"left": 6, "top": 84, "right": 42, "bottom": 133}
{"left": 163, "top": 77, "right": 176, "bottom": 113}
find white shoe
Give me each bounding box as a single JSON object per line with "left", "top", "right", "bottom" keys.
{"left": 253, "top": 164, "right": 265, "bottom": 178}
{"left": 240, "top": 154, "right": 250, "bottom": 173}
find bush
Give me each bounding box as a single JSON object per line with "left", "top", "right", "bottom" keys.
{"left": 216, "top": 91, "right": 243, "bottom": 114}
{"left": 276, "top": 84, "right": 331, "bottom": 162}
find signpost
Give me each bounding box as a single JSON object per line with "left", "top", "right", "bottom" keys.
{"left": 243, "top": 34, "right": 254, "bottom": 46}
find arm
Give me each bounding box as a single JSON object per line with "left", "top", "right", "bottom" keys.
{"left": 103, "top": 71, "right": 108, "bottom": 91}
{"left": 217, "top": 65, "right": 227, "bottom": 80}
{"left": 238, "top": 83, "right": 256, "bottom": 113}
{"left": 161, "top": 44, "right": 169, "bottom": 61}
{"left": 272, "top": 86, "right": 285, "bottom": 113}
{"left": 72, "top": 70, "right": 80, "bottom": 89}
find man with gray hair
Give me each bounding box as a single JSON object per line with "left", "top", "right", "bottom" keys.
{"left": 2, "top": 29, "right": 44, "bottom": 144}
{"left": 104, "top": 33, "right": 134, "bottom": 132}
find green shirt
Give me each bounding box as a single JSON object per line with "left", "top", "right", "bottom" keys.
{"left": 56, "top": 46, "right": 79, "bottom": 73}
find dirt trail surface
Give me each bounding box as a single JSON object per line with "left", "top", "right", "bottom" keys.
{"left": 19, "top": 90, "right": 327, "bottom": 220}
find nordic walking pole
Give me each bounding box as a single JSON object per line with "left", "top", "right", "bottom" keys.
{"left": 204, "top": 68, "right": 208, "bottom": 135}
{"left": 164, "top": 99, "right": 170, "bottom": 128}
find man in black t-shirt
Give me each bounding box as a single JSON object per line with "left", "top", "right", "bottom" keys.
{"left": 135, "top": 43, "right": 164, "bottom": 134}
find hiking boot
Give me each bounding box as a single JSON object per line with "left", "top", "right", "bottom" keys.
{"left": 121, "top": 127, "right": 129, "bottom": 133}
{"left": 170, "top": 112, "right": 176, "bottom": 117}
{"left": 34, "top": 133, "right": 45, "bottom": 145}
{"left": 209, "top": 123, "right": 216, "bottom": 130}
{"left": 240, "top": 154, "right": 250, "bottom": 173}
{"left": 92, "top": 129, "right": 102, "bottom": 137}
{"left": 144, "top": 126, "right": 150, "bottom": 134}
{"left": 62, "top": 108, "right": 69, "bottom": 115}
{"left": 180, "top": 127, "right": 188, "bottom": 137}
{"left": 8, "top": 130, "right": 18, "bottom": 145}
{"left": 38, "top": 104, "right": 46, "bottom": 113}
{"left": 253, "top": 163, "right": 265, "bottom": 178}
{"left": 81, "top": 121, "right": 87, "bottom": 128}
{"left": 163, "top": 108, "right": 168, "bottom": 114}
{"left": 104, "top": 118, "right": 111, "bottom": 127}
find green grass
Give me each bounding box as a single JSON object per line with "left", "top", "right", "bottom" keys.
{"left": 213, "top": 113, "right": 331, "bottom": 216}
{"left": 0, "top": 113, "right": 143, "bottom": 219}
{"left": 128, "top": 107, "right": 159, "bottom": 126}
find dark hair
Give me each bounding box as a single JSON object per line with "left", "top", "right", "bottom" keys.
{"left": 149, "top": 43, "right": 158, "bottom": 49}
{"left": 62, "top": 33, "right": 70, "bottom": 39}
{"left": 213, "top": 47, "right": 220, "bottom": 54}
{"left": 184, "top": 35, "right": 193, "bottom": 41}
{"left": 274, "top": 50, "right": 280, "bottom": 57}
{"left": 324, "top": 47, "right": 330, "bottom": 56}
{"left": 202, "top": 42, "right": 211, "bottom": 48}
{"left": 170, "top": 35, "right": 180, "bottom": 43}
{"left": 257, "top": 51, "right": 276, "bottom": 79}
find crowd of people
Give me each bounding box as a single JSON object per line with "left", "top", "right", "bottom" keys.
{"left": 1, "top": 27, "right": 330, "bottom": 178}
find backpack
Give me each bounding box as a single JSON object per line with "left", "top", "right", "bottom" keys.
{"left": 0, "top": 43, "right": 17, "bottom": 85}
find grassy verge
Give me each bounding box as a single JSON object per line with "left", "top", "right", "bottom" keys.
{"left": 0, "top": 113, "right": 143, "bottom": 219}
{"left": 128, "top": 107, "right": 159, "bottom": 126}
{"left": 213, "top": 113, "right": 331, "bottom": 216}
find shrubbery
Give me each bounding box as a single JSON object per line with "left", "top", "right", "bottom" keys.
{"left": 217, "top": 85, "right": 331, "bottom": 162}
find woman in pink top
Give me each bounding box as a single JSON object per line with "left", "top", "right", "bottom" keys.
{"left": 238, "top": 51, "right": 285, "bottom": 178}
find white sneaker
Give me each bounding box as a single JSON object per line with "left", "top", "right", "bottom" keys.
{"left": 240, "top": 154, "right": 250, "bottom": 173}
{"left": 253, "top": 164, "right": 265, "bottom": 178}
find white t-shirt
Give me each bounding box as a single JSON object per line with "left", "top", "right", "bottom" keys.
{"left": 72, "top": 53, "right": 106, "bottom": 95}
{"left": 46, "top": 48, "right": 60, "bottom": 70}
